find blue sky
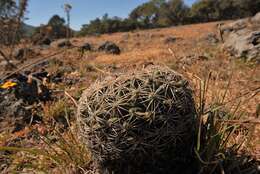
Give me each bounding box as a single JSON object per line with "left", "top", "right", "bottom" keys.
{"left": 26, "top": 0, "right": 196, "bottom": 30}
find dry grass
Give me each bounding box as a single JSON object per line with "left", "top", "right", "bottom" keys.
{"left": 0, "top": 21, "right": 259, "bottom": 173}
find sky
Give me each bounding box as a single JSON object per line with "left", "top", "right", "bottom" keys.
{"left": 26, "top": 0, "right": 196, "bottom": 30}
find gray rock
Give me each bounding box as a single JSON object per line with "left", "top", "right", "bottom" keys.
{"left": 220, "top": 19, "right": 249, "bottom": 41}
{"left": 251, "top": 12, "right": 260, "bottom": 24}
{"left": 224, "top": 30, "right": 260, "bottom": 61}
{"left": 221, "top": 15, "right": 260, "bottom": 62}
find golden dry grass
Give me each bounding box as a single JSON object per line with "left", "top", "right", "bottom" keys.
{"left": 0, "top": 21, "right": 259, "bottom": 173}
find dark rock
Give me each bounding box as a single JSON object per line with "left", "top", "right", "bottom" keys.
{"left": 0, "top": 90, "right": 31, "bottom": 132}
{"left": 32, "top": 70, "right": 48, "bottom": 80}
{"left": 80, "top": 43, "right": 92, "bottom": 52}
{"left": 0, "top": 74, "right": 51, "bottom": 133}
{"left": 14, "top": 80, "right": 39, "bottom": 104}
{"left": 98, "top": 41, "right": 121, "bottom": 55}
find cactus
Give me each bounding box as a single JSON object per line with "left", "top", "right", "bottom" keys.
{"left": 77, "top": 66, "right": 197, "bottom": 174}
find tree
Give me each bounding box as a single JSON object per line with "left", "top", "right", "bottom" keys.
{"left": 78, "top": 0, "right": 260, "bottom": 36}
{"left": 48, "top": 15, "right": 65, "bottom": 27}
{"left": 167, "top": 0, "right": 189, "bottom": 25}
{"left": 190, "top": 0, "right": 219, "bottom": 22}
{"left": 47, "top": 15, "right": 67, "bottom": 39}
{"left": 233, "top": 0, "right": 260, "bottom": 17}
{"left": 129, "top": 0, "right": 163, "bottom": 27}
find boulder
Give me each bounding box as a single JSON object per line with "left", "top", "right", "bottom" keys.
{"left": 98, "top": 41, "right": 121, "bottom": 55}
{"left": 224, "top": 30, "right": 260, "bottom": 61}
{"left": 251, "top": 12, "right": 260, "bottom": 24}
{"left": 221, "top": 15, "right": 260, "bottom": 62}
{"left": 221, "top": 19, "right": 249, "bottom": 37}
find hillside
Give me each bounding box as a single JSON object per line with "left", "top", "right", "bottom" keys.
{"left": 21, "top": 23, "right": 36, "bottom": 37}
{"left": 0, "top": 19, "right": 259, "bottom": 173}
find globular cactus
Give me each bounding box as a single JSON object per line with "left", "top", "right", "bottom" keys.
{"left": 77, "top": 66, "right": 197, "bottom": 174}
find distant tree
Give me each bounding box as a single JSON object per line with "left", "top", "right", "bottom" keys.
{"left": 233, "top": 0, "right": 260, "bottom": 17}
{"left": 47, "top": 14, "right": 67, "bottom": 39}
{"left": 190, "top": 0, "right": 219, "bottom": 22}
{"left": 78, "top": 0, "right": 260, "bottom": 36}
{"left": 167, "top": 0, "right": 189, "bottom": 25}
{"left": 48, "top": 15, "right": 65, "bottom": 27}
{"left": 129, "top": 0, "right": 161, "bottom": 27}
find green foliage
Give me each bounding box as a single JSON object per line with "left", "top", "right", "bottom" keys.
{"left": 77, "top": 15, "right": 143, "bottom": 36}
{"left": 78, "top": 0, "right": 260, "bottom": 36}
{"left": 190, "top": 0, "right": 260, "bottom": 22}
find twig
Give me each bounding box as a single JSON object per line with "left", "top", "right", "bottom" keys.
{"left": 65, "top": 91, "right": 78, "bottom": 107}
{"left": 168, "top": 48, "right": 178, "bottom": 60}
{"left": 92, "top": 65, "right": 112, "bottom": 75}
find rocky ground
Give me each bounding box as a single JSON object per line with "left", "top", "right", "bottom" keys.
{"left": 0, "top": 14, "right": 259, "bottom": 173}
